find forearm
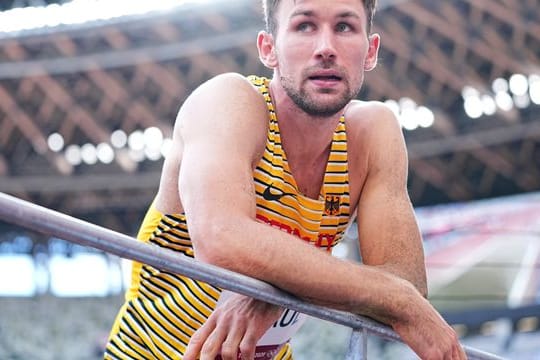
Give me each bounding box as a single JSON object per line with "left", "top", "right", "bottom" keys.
{"left": 357, "top": 192, "right": 428, "bottom": 297}
{"left": 194, "top": 218, "right": 417, "bottom": 324}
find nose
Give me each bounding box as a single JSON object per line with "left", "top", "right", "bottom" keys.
{"left": 314, "top": 26, "right": 337, "bottom": 62}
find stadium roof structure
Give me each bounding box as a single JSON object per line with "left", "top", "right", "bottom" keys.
{"left": 0, "top": 0, "right": 538, "bottom": 235}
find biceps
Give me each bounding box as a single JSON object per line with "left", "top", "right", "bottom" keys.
{"left": 356, "top": 183, "right": 426, "bottom": 289}
{"left": 179, "top": 142, "right": 257, "bottom": 224}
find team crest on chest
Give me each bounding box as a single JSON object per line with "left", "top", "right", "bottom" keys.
{"left": 324, "top": 194, "right": 341, "bottom": 216}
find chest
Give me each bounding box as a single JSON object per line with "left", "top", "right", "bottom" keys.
{"left": 285, "top": 151, "right": 330, "bottom": 199}
{"left": 253, "top": 148, "right": 350, "bottom": 249}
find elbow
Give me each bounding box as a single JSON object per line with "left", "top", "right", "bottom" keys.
{"left": 189, "top": 217, "right": 264, "bottom": 278}
{"left": 188, "top": 219, "right": 239, "bottom": 269}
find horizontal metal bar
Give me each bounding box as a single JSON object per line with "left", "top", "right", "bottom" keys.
{"left": 0, "top": 192, "right": 505, "bottom": 360}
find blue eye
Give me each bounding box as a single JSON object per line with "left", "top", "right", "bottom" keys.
{"left": 297, "top": 22, "right": 315, "bottom": 32}
{"left": 336, "top": 22, "right": 352, "bottom": 32}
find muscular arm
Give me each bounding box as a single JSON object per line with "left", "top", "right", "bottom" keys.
{"left": 352, "top": 103, "right": 427, "bottom": 296}
{"left": 177, "top": 74, "right": 411, "bottom": 320}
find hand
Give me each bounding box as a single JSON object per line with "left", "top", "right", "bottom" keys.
{"left": 392, "top": 288, "right": 467, "bottom": 360}
{"left": 183, "top": 292, "right": 283, "bottom": 360}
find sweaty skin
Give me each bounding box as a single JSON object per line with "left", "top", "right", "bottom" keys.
{"left": 147, "top": 0, "right": 466, "bottom": 359}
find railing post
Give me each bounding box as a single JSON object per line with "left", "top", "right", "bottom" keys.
{"left": 345, "top": 328, "right": 368, "bottom": 360}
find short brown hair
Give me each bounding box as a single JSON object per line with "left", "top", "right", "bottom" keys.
{"left": 262, "top": 0, "right": 377, "bottom": 35}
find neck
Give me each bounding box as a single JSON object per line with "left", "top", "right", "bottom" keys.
{"left": 268, "top": 78, "right": 342, "bottom": 157}
{"left": 269, "top": 80, "right": 342, "bottom": 138}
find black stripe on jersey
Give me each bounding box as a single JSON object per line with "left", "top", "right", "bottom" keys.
{"left": 156, "top": 227, "right": 190, "bottom": 242}
{"left": 149, "top": 237, "right": 190, "bottom": 252}
{"left": 140, "top": 272, "right": 212, "bottom": 321}
{"left": 157, "top": 226, "right": 191, "bottom": 240}
{"left": 324, "top": 180, "right": 350, "bottom": 186}
{"left": 117, "top": 313, "right": 156, "bottom": 358}
{"left": 106, "top": 324, "right": 153, "bottom": 360}
{"left": 326, "top": 160, "right": 349, "bottom": 166}
{"left": 139, "top": 273, "right": 170, "bottom": 300}
{"left": 138, "top": 285, "right": 200, "bottom": 333}
{"left": 138, "top": 299, "right": 189, "bottom": 349}
{"left": 152, "top": 233, "right": 192, "bottom": 247}
{"left": 105, "top": 339, "right": 149, "bottom": 360}
{"left": 253, "top": 170, "right": 288, "bottom": 189}
{"left": 260, "top": 152, "right": 284, "bottom": 168}
{"left": 128, "top": 302, "right": 176, "bottom": 358}
{"left": 137, "top": 275, "right": 212, "bottom": 322}
{"left": 155, "top": 291, "right": 199, "bottom": 335}
{"left": 104, "top": 346, "right": 126, "bottom": 360}
{"left": 155, "top": 224, "right": 191, "bottom": 241}
{"left": 324, "top": 169, "right": 349, "bottom": 174}
{"left": 255, "top": 159, "right": 284, "bottom": 179}
{"left": 143, "top": 266, "right": 219, "bottom": 304}
{"left": 263, "top": 136, "right": 281, "bottom": 151}
{"left": 253, "top": 174, "right": 289, "bottom": 189}
{"left": 153, "top": 270, "right": 215, "bottom": 307}
{"left": 163, "top": 214, "right": 187, "bottom": 225}
{"left": 328, "top": 149, "right": 348, "bottom": 155}
{"left": 175, "top": 275, "right": 216, "bottom": 311}
{"left": 279, "top": 166, "right": 294, "bottom": 178}
{"left": 261, "top": 139, "right": 283, "bottom": 154}
{"left": 146, "top": 240, "right": 194, "bottom": 258}
{"left": 266, "top": 125, "right": 279, "bottom": 135}
{"left": 190, "top": 279, "right": 220, "bottom": 302}
{"left": 137, "top": 299, "right": 192, "bottom": 345}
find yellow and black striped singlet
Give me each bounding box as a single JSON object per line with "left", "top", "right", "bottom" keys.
{"left": 104, "top": 75, "right": 351, "bottom": 359}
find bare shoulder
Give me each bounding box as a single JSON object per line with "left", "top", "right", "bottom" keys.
{"left": 344, "top": 100, "right": 404, "bottom": 162}
{"left": 174, "top": 72, "right": 269, "bottom": 159}
{"left": 189, "top": 72, "right": 262, "bottom": 101}
{"left": 176, "top": 72, "right": 267, "bottom": 128}
{"left": 344, "top": 100, "right": 401, "bottom": 139}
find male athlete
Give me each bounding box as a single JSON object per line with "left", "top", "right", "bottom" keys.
{"left": 105, "top": 0, "right": 466, "bottom": 359}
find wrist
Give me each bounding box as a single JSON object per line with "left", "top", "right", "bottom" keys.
{"left": 387, "top": 278, "right": 420, "bottom": 327}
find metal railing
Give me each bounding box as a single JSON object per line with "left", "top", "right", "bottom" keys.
{"left": 0, "top": 192, "right": 505, "bottom": 360}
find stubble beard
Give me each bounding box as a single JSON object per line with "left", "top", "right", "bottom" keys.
{"left": 280, "top": 71, "right": 361, "bottom": 118}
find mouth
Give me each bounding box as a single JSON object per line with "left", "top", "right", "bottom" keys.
{"left": 308, "top": 74, "right": 342, "bottom": 81}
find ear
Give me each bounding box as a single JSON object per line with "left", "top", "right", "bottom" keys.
{"left": 364, "top": 33, "right": 380, "bottom": 71}
{"left": 257, "top": 31, "right": 278, "bottom": 69}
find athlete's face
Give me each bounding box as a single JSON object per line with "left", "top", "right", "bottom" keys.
{"left": 260, "top": 0, "right": 380, "bottom": 117}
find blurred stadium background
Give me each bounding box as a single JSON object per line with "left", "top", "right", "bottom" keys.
{"left": 0, "top": 0, "right": 538, "bottom": 358}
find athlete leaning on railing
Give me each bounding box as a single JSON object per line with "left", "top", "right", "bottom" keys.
{"left": 105, "top": 1, "right": 466, "bottom": 359}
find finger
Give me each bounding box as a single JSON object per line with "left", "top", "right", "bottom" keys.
{"left": 184, "top": 318, "right": 217, "bottom": 360}
{"left": 449, "top": 331, "right": 466, "bottom": 360}
{"left": 449, "top": 340, "right": 465, "bottom": 360}
{"left": 220, "top": 321, "right": 245, "bottom": 360}
{"left": 200, "top": 323, "right": 230, "bottom": 360}
{"left": 458, "top": 343, "right": 467, "bottom": 360}
{"left": 238, "top": 331, "right": 258, "bottom": 360}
